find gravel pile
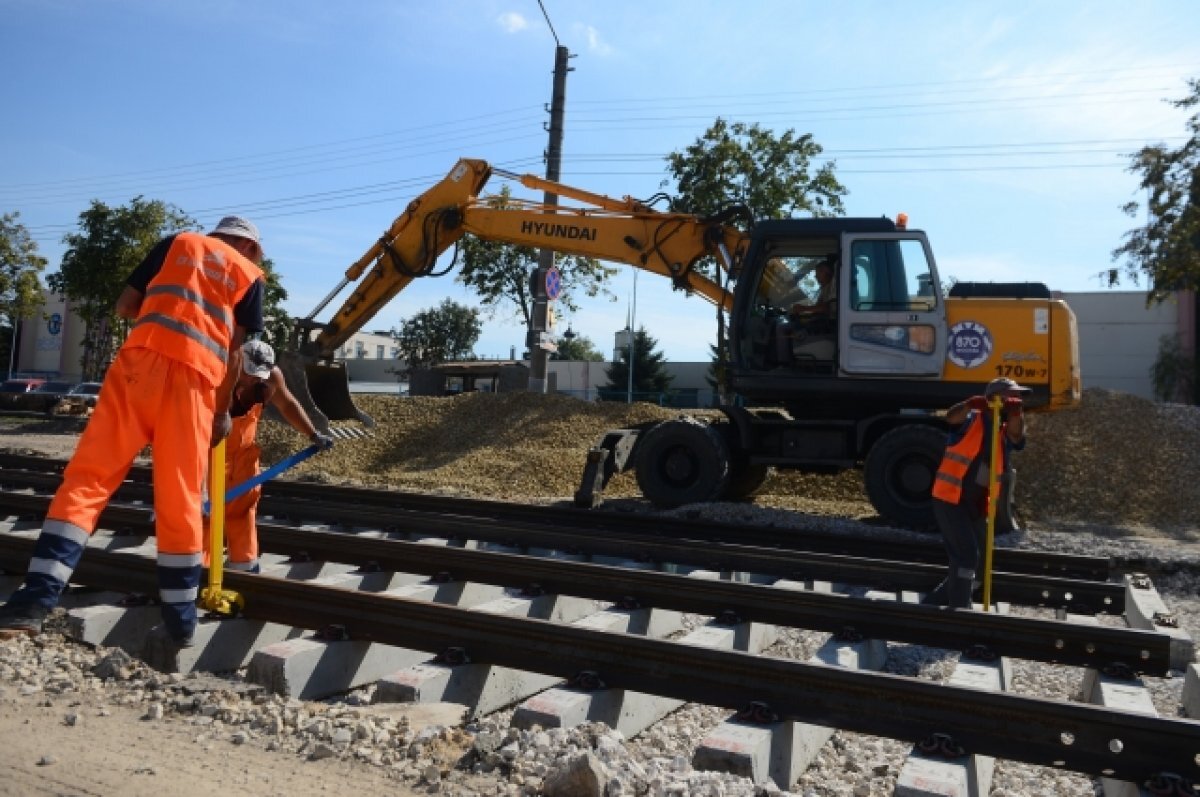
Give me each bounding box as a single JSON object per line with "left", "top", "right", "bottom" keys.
{"left": 259, "top": 387, "right": 1200, "bottom": 533}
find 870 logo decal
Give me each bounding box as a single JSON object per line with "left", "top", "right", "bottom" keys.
{"left": 946, "top": 320, "right": 992, "bottom": 369}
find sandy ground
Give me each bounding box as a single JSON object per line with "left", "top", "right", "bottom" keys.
{"left": 0, "top": 688, "right": 429, "bottom": 797}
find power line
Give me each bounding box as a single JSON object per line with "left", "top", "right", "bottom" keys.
{"left": 8, "top": 64, "right": 1194, "bottom": 242}
{"left": 5, "top": 65, "right": 1191, "bottom": 198}
{"left": 536, "top": 0, "right": 560, "bottom": 48}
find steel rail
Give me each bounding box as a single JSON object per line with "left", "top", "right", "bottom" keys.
{"left": 0, "top": 453, "right": 1109, "bottom": 579}
{"left": 0, "top": 534, "right": 1192, "bottom": 785}
{"left": 0, "top": 495, "right": 1163, "bottom": 672}
{"left": 0, "top": 490, "right": 1126, "bottom": 614}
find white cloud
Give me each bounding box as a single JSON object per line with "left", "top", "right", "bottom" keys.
{"left": 576, "top": 23, "right": 613, "bottom": 56}
{"left": 497, "top": 11, "right": 528, "bottom": 34}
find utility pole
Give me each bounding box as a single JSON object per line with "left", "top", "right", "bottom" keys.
{"left": 626, "top": 273, "right": 637, "bottom": 403}
{"left": 527, "top": 43, "right": 571, "bottom": 393}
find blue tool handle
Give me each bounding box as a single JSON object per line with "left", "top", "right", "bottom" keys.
{"left": 203, "top": 443, "right": 322, "bottom": 514}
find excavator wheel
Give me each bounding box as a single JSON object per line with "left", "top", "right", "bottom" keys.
{"left": 716, "top": 423, "right": 772, "bottom": 502}
{"left": 635, "top": 418, "right": 730, "bottom": 508}
{"left": 863, "top": 423, "right": 944, "bottom": 531}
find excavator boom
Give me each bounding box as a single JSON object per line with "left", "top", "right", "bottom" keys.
{"left": 286, "top": 158, "right": 750, "bottom": 433}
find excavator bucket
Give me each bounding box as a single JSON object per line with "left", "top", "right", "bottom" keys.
{"left": 277, "top": 350, "right": 375, "bottom": 436}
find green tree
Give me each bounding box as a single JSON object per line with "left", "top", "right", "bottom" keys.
{"left": 258, "top": 258, "right": 292, "bottom": 352}
{"left": 602, "top": 326, "right": 673, "bottom": 401}
{"left": 393, "top": 299, "right": 481, "bottom": 369}
{"left": 0, "top": 212, "right": 48, "bottom": 377}
{"left": 664, "top": 118, "right": 847, "bottom": 402}
{"left": 1111, "top": 77, "right": 1200, "bottom": 300}
{"left": 664, "top": 117, "right": 847, "bottom": 226}
{"left": 552, "top": 333, "right": 604, "bottom": 361}
{"left": 1150, "top": 333, "right": 1197, "bottom": 403}
{"left": 49, "top": 197, "right": 195, "bottom": 380}
{"left": 705, "top": 341, "right": 731, "bottom": 403}
{"left": 458, "top": 186, "right": 619, "bottom": 323}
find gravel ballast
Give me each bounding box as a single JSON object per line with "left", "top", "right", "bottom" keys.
{"left": 2, "top": 386, "right": 1198, "bottom": 796}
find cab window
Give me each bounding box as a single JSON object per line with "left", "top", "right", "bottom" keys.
{"left": 849, "top": 239, "right": 937, "bottom": 312}
{"left": 848, "top": 238, "right": 937, "bottom": 355}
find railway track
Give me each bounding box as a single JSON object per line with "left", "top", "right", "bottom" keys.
{"left": 0, "top": 454, "right": 1197, "bottom": 792}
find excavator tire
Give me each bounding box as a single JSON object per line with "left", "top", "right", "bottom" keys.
{"left": 635, "top": 418, "right": 730, "bottom": 509}
{"left": 863, "top": 423, "right": 945, "bottom": 531}
{"left": 716, "top": 423, "right": 772, "bottom": 502}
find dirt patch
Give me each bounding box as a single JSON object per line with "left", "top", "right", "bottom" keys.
{"left": 0, "top": 688, "right": 427, "bottom": 797}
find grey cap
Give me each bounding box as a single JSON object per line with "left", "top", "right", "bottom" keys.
{"left": 984, "top": 376, "right": 1032, "bottom": 397}
{"left": 241, "top": 339, "right": 275, "bottom": 379}
{"left": 211, "top": 216, "right": 261, "bottom": 245}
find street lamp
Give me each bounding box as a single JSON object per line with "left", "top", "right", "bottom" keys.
{"left": 562, "top": 326, "right": 576, "bottom": 341}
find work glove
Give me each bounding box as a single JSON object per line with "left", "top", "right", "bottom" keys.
{"left": 966, "top": 396, "right": 989, "bottom": 411}
{"left": 1003, "top": 397, "right": 1024, "bottom": 413}
{"left": 311, "top": 432, "right": 335, "bottom": 451}
{"left": 211, "top": 412, "right": 232, "bottom": 448}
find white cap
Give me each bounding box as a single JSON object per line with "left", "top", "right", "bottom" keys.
{"left": 241, "top": 339, "right": 275, "bottom": 379}
{"left": 211, "top": 216, "right": 261, "bottom": 245}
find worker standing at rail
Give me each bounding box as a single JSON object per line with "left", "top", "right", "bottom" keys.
{"left": 206, "top": 339, "right": 333, "bottom": 574}
{"left": 924, "top": 376, "right": 1031, "bottom": 610}
{"left": 0, "top": 217, "right": 266, "bottom": 645}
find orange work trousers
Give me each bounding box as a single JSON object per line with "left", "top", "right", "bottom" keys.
{"left": 48, "top": 346, "right": 216, "bottom": 556}
{"left": 203, "top": 405, "right": 263, "bottom": 566}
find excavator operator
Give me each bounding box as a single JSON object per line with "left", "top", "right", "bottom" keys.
{"left": 789, "top": 253, "right": 838, "bottom": 334}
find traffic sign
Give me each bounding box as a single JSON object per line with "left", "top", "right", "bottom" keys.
{"left": 545, "top": 266, "right": 562, "bottom": 301}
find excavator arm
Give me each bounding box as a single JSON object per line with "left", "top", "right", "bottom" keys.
{"left": 287, "top": 158, "right": 751, "bottom": 431}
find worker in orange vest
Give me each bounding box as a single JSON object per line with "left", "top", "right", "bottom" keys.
{"left": 924, "top": 376, "right": 1030, "bottom": 609}
{"left": 0, "top": 216, "right": 266, "bottom": 645}
{"left": 206, "top": 339, "right": 333, "bottom": 573}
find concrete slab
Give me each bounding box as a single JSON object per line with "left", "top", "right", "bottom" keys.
{"left": 1082, "top": 667, "right": 1160, "bottom": 797}
{"left": 66, "top": 602, "right": 161, "bottom": 652}
{"left": 143, "top": 615, "right": 307, "bottom": 674}
{"left": 142, "top": 569, "right": 409, "bottom": 674}
{"left": 375, "top": 605, "right": 683, "bottom": 717}
{"left": 87, "top": 531, "right": 152, "bottom": 552}
{"left": 895, "top": 605, "right": 1011, "bottom": 797}
{"left": 1124, "top": 573, "right": 1194, "bottom": 671}
{"left": 511, "top": 608, "right": 773, "bottom": 735}
{"left": 1183, "top": 663, "right": 1200, "bottom": 719}
{"left": 693, "top": 587, "right": 890, "bottom": 789}
{"left": 245, "top": 580, "right": 511, "bottom": 700}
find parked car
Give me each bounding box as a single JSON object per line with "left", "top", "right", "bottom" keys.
{"left": 17, "top": 380, "right": 78, "bottom": 416}
{"left": 60, "top": 382, "right": 102, "bottom": 415}
{"left": 0, "top": 378, "right": 47, "bottom": 412}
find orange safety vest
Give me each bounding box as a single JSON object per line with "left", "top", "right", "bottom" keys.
{"left": 125, "top": 232, "right": 262, "bottom": 387}
{"left": 931, "top": 411, "right": 1008, "bottom": 504}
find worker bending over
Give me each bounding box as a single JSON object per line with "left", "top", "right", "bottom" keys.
{"left": 0, "top": 217, "right": 265, "bottom": 645}
{"left": 208, "top": 339, "right": 333, "bottom": 573}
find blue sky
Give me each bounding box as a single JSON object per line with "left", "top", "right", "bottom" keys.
{"left": 1, "top": 0, "right": 1197, "bottom": 361}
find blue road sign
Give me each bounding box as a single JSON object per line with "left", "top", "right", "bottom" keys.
{"left": 545, "top": 266, "right": 562, "bottom": 301}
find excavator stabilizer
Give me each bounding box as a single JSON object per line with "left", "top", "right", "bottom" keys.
{"left": 277, "top": 351, "right": 375, "bottom": 436}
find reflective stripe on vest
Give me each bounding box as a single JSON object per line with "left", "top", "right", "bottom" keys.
{"left": 931, "top": 412, "right": 984, "bottom": 504}
{"left": 124, "top": 232, "right": 262, "bottom": 387}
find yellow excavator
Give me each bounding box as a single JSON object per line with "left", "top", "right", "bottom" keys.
{"left": 283, "top": 158, "right": 1080, "bottom": 529}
